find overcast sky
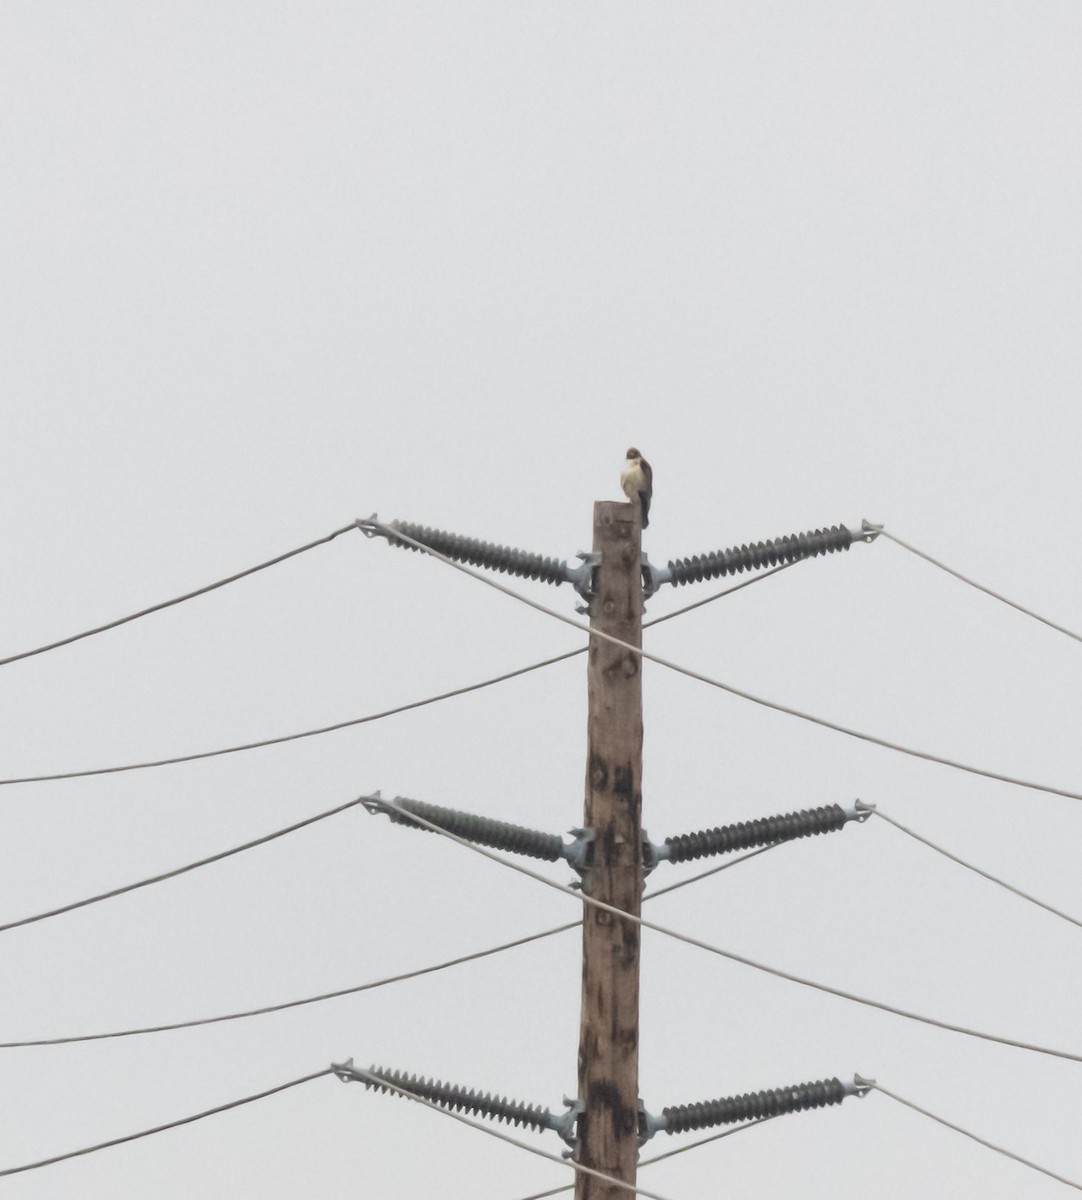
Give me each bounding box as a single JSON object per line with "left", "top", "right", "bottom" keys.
{"left": 2, "top": 3, "right": 1082, "bottom": 1197}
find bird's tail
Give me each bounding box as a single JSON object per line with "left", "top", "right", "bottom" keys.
{"left": 639, "top": 491, "right": 650, "bottom": 529}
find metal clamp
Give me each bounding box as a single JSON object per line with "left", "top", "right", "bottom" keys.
{"left": 641, "top": 554, "right": 670, "bottom": 599}
{"left": 639, "top": 1101, "right": 666, "bottom": 1144}
{"left": 567, "top": 551, "right": 600, "bottom": 611}
{"left": 860, "top": 519, "right": 883, "bottom": 543}
{"left": 641, "top": 831, "right": 661, "bottom": 877}
{"left": 561, "top": 827, "right": 595, "bottom": 874}
{"left": 550, "top": 1096, "right": 584, "bottom": 1148}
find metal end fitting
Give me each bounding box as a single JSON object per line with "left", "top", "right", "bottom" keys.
{"left": 567, "top": 551, "right": 601, "bottom": 610}
{"left": 847, "top": 1074, "right": 876, "bottom": 1097}
{"left": 860, "top": 519, "right": 883, "bottom": 543}
{"left": 561, "top": 827, "right": 595, "bottom": 876}
{"left": 550, "top": 1097, "right": 584, "bottom": 1148}
{"left": 641, "top": 554, "right": 670, "bottom": 600}
{"left": 638, "top": 1102, "right": 667, "bottom": 1144}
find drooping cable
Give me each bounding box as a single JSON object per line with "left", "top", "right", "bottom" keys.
{"left": 873, "top": 1082, "right": 1082, "bottom": 1193}
{"left": 0, "top": 524, "right": 359, "bottom": 669}
{"left": 512, "top": 1115, "right": 778, "bottom": 1200}
{"left": 0, "top": 795, "right": 373, "bottom": 935}
{"left": 371, "top": 520, "right": 1082, "bottom": 804}
{"left": 0, "top": 841, "right": 778, "bottom": 1049}
{"left": 0, "top": 560, "right": 794, "bottom": 787}
{"left": 873, "top": 808, "right": 1082, "bottom": 931}
{"left": 643, "top": 843, "right": 779, "bottom": 900}
{"left": 0, "top": 1068, "right": 332, "bottom": 1178}
{"left": 334, "top": 1062, "right": 680, "bottom": 1200}
{"left": 639, "top": 1113, "right": 777, "bottom": 1166}
{"left": 379, "top": 798, "right": 1082, "bottom": 1066}
{"left": 880, "top": 529, "right": 1082, "bottom": 646}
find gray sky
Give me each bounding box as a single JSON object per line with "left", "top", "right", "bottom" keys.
{"left": 2, "top": 2, "right": 1082, "bottom": 1196}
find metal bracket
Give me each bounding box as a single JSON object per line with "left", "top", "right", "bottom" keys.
{"left": 641, "top": 554, "right": 670, "bottom": 600}
{"left": 638, "top": 1101, "right": 666, "bottom": 1144}
{"left": 355, "top": 513, "right": 381, "bottom": 538}
{"left": 359, "top": 789, "right": 384, "bottom": 814}
{"left": 562, "top": 828, "right": 595, "bottom": 885}
{"left": 550, "top": 1096, "right": 584, "bottom": 1149}
{"left": 567, "top": 551, "right": 600, "bottom": 611}
{"left": 641, "top": 831, "right": 662, "bottom": 877}
{"left": 332, "top": 1056, "right": 359, "bottom": 1082}
{"left": 849, "top": 1074, "right": 876, "bottom": 1097}
{"left": 860, "top": 519, "right": 883, "bottom": 543}
{"left": 851, "top": 799, "right": 877, "bottom": 821}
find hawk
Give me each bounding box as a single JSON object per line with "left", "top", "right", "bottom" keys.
{"left": 620, "top": 447, "right": 652, "bottom": 529}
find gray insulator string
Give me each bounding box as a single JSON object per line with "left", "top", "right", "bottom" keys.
{"left": 378, "top": 798, "right": 1082, "bottom": 1067}
{"left": 372, "top": 520, "right": 1082, "bottom": 804}
{"left": 334, "top": 1063, "right": 680, "bottom": 1200}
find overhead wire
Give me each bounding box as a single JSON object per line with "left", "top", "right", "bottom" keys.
{"left": 0, "top": 523, "right": 359, "bottom": 669}
{"left": 879, "top": 528, "right": 1082, "bottom": 646}
{"left": 873, "top": 808, "right": 1082, "bottom": 931}
{"left": 0, "top": 1068, "right": 332, "bottom": 1178}
{"left": 336, "top": 1063, "right": 680, "bottom": 1200}
{"left": 0, "top": 794, "right": 374, "bottom": 935}
{"left": 638, "top": 1113, "right": 777, "bottom": 1167}
{"left": 512, "top": 1114, "right": 778, "bottom": 1200}
{"left": 872, "top": 1082, "right": 1082, "bottom": 1193}
{"left": 372, "top": 520, "right": 1082, "bottom": 804}
{"left": 17, "top": 794, "right": 1074, "bottom": 1060}
{"left": 0, "top": 841, "right": 780, "bottom": 1049}
{"left": 378, "top": 798, "right": 1082, "bottom": 1067}
{"left": 0, "top": 561, "right": 795, "bottom": 787}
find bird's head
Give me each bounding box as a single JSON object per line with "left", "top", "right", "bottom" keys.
{"left": 625, "top": 447, "right": 641, "bottom": 461}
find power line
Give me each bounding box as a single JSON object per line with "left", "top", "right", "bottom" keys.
{"left": 0, "top": 1068, "right": 332, "bottom": 1178}
{"left": 374, "top": 520, "right": 1082, "bottom": 805}
{"left": 639, "top": 1113, "right": 777, "bottom": 1167}
{"left": 0, "top": 563, "right": 793, "bottom": 787}
{"left": 643, "top": 842, "right": 780, "bottom": 899}
{"left": 880, "top": 528, "right": 1082, "bottom": 646}
{"left": 334, "top": 1062, "right": 680, "bottom": 1200}
{"left": 15, "top": 784, "right": 1074, "bottom": 1071}
{"left": 0, "top": 654, "right": 584, "bottom": 785}
{"left": 0, "top": 921, "right": 577, "bottom": 1050}
{"left": 512, "top": 1115, "right": 777, "bottom": 1200}
{"left": 873, "top": 1082, "right": 1082, "bottom": 1193}
{"left": 0, "top": 524, "right": 359, "bottom": 669}
{"left": 380, "top": 798, "right": 1082, "bottom": 1067}
{"left": 0, "top": 841, "right": 778, "bottom": 1049}
{"left": 872, "top": 808, "right": 1082, "bottom": 931}
{"left": 0, "top": 795, "right": 373, "bottom": 936}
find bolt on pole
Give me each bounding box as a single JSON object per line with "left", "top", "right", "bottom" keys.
{"left": 575, "top": 499, "right": 644, "bottom": 1200}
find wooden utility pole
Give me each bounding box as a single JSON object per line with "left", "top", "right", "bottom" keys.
{"left": 574, "top": 500, "right": 644, "bottom": 1200}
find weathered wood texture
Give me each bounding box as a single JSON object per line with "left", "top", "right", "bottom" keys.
{"left": 574, "top": 500, "right": 644, "bottom": 1200}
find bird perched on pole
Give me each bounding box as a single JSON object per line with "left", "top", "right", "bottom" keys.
{"left": 620, "top": 447, "right": 652, "bottom": 529}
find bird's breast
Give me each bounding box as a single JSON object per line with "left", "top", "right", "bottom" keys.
{"left": 620, "top": 463, "right": 643, "bottom": 497}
